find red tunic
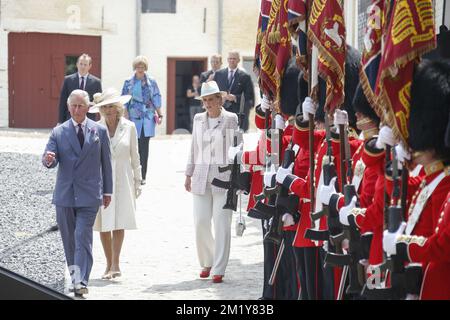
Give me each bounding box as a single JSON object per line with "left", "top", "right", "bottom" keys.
{"left": 399, "top": 190, "right": 450, "bottom": 300}
{"left": 288, "top": 120, "right": 360, "bottom": 247}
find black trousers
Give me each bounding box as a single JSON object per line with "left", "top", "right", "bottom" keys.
{"left": 261, "top": 220, "right": 276, "bottom": 299}
{"left": 293, "top": 246, "right": 321, "bottom": 300}
{"left": 273, "top": 231, "right": 299, "bottom": 300}
{"left": 319, "top": 247, "right": 337, "bottom": 300}
{"left": 261, "top": 222, "right": 298, "bottom": 300}
{"left": 138, "top": 130, "right": 150, "bottom": 180}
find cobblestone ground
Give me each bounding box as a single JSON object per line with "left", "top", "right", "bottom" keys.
{"left": 0, "top": 129, "right": 263, "bottom": 300}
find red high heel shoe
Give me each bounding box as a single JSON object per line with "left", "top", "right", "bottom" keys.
{"left": 199, "top": 268, "right": 211, "bottom": 278}
{"left": 212, "top": 275, "right": 223, "bottom": 283}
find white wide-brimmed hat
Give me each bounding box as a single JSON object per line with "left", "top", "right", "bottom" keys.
{"left": 195, "top": 81, "right": 227, "bottom": 100}
{"left": 89, "top": 88, "right": 132, "bottom": 113}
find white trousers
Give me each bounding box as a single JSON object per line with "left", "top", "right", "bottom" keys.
{"left": 193, "top": 186, "right": 232, "bottom": 276}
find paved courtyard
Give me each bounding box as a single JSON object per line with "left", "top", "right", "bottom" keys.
{"left": 0, "top": 129, "right": 263, "bottom": 300}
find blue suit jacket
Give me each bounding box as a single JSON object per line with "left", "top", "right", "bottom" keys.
{"left": 43, "top": 119, "right": 113, "bottom": 208}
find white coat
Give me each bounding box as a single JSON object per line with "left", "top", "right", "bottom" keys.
{"left": 94, "top": 117, "right": 142, "bottom": 232}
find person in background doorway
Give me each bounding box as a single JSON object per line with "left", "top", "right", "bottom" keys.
{"left": 186, "top": 75, "right": 203, "bottom": 132}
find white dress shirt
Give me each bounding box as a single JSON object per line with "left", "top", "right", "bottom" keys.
{"left": 71, "top": 117, "right": 88, "bottom": 140}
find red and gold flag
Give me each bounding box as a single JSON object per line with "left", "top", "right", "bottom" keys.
{"left": 255, "top": 0, "right": 272, "bottom": 71}
{"left": 359, "top": 0, "right": 385, "bottom": 117}
{"left": 288, "top": 0, "right": 309, "bottom": 73}
{"left": 260, "top": 0, "right": 292, "bottom": 108}
{"left": 375, "top": 0, "right": 436, "bottom": 145}
{"left": 307, "top": 0, "right": 346, "bottom": 113}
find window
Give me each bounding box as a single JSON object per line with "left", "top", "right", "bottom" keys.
{"left": 142, "top": 0, "right": 176, "bottom": 14}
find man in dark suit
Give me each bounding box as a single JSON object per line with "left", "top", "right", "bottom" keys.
{"left": 214, "top": 51, "right": 255, "bottom": 132}
{"left": 200, "top": 54, "right": 222, "bottom": 84}
{"left": 57, "top": 54, "right": 102, "bottom": 124}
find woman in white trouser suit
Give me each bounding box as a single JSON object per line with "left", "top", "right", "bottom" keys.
{"left": 184, "top": 81, "right": 238, "bottom": 283}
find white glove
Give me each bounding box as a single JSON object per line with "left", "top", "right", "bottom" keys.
{"left": 342, "top": 239, "right": 349, "bottom": 251}
{"left": 318, "top": 176, "right": 337, "bottom": 206}
{"left": 383, "top": 222, "right": 407, "bottom": 256}
{"left": 263, "top": 164, "right": 276, "bottom": 188}
{"left": 228, "top": 143, "right": 243, "bottom": 162}
{"left": 375, "top": 126, "right": 396, "bottom": 150}
{"left": 261, "top": 95, "right": 271, "bottom": 112}
{"left": 302, "top": 97, "right": 317, "bottom": 116}
{"left": 334, "top": 109, "right": 348, "bottom": 126}
{"left": 282, "top": 213, "right": 295, "bottom": 227}
{"left": 275, "top": 163, "right": 294, "bottom": 184}
{"left": 274, "top": 114, "right": 286, "bottom": 130}
{"left": 395, "top": 143, "right": 411, "bottom": 163}
{"left": 339, "top": 196, "right": 357, "bottom": 226}
{"left": 323, "top": 241, "right": 329, "bottom": 252}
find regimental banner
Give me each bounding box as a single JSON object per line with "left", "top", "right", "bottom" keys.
{"left": 359, "top": 0, "right": 385, "bottom": 117}
{"left": 254, "top": 0, "right": 263, "bottom": 70}
{"left": 255, "top": 0, "right": 273, "bottom": 67}
{"left": 307, "top": 0, "right": 346, "bottom": 113}
{"left": 275, "top": 0, "right": 293, "bottom": 111}
{"left": 375, "top": 0, "right": 436, "bottom": 145}
{"left": 288, "top": 0, "right": 308, "bottom": 72}
{"left": 379, "top": 60, "right": 415, "bottom": 144}
{"left": 260, "top": 0, "right": 292, "bottom": 108}
{"left": 260, "top": 0, "right": 280, "bottom": 97}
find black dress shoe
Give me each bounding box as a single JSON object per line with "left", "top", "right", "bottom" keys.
{"left": 74, "top": 285, "right": 89, "bottom": 296}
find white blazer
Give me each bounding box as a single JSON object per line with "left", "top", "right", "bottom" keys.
{"left": 185, "top": 109, "right": 238, "bottom": 195}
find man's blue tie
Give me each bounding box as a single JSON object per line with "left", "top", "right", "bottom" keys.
{"left": 77, "top": 123, "right": 84, "bottom": 148}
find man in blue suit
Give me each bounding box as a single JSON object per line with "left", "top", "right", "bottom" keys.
{"left": 43, "top": 89, "right": 113, "bottom": 298}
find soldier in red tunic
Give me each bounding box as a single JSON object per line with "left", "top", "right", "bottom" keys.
{"left": 383, "top": 60, "right": 450, "bottom": 300}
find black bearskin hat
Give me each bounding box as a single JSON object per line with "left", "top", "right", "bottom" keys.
{"left": 408, "top": 60, "right": 450, "bottom": 161}
{"left": 280, "top": 57, "right": 300, "bottom": 116}
{"left": 446, "top": 112, "right": 450, "bottom": 147}
{"left": 314, "top": 45, "right": 360, "bottom": 127}
{"left": 424, "top": 25, "right": 450, "bottom": 60}
{"left": 342, "top": 45, "right": 361, "bottom": 129}
{"left": 352, "top": 84, "right": 380, "bottom": 124}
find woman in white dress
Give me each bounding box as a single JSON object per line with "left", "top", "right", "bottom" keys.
{"left": 89, "top": 88, "right": 142, "bottom": 279}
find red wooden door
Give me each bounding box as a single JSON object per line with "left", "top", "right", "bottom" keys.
{"left": 8, "top": 33, "right": 101, "bottom": 128}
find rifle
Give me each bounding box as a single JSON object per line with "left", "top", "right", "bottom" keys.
{"left": 211, "top": 94, "right": 250, "bottom": 211}
{"left": 305, "top": 112, "right": 337, "bottom": 242}
{"left": 362, "top": 145, "right": 406, "bottom": 299}
{"left": 248, "top": 108, "right": 277, "bottom": 220}
{"left": 263, "top": 140, "right": 299, "bottom": 245}
{"left": 251, "top": 105, "right": 299, "bottom": 244}
{"left": 331, "top": 125, "right": 365, "bottom": 296}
